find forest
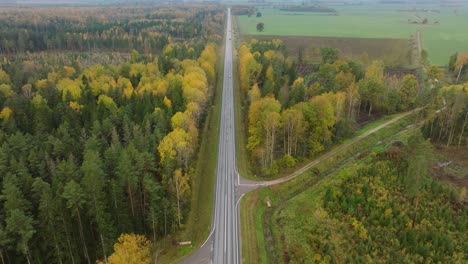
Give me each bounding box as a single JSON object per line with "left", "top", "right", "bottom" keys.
{"left": 0, "top": 5, "right": 224, "bottom": 54}
{"left": 238, "top": 39, "right": 468, "bottom": 176}
{"left": 0, "top": 4, "right": 222, "bottom": 264}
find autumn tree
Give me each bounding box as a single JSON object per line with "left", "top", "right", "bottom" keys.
{"left": 239, "top": 44, "right": 261, "bottom": 90}
{"left": 281, "top": 107, "right": 306, "bottom": 156}
{"left": 399, "top": 75, "right": 419, "bottom": 109}
{"left": 345, "top": 82, "right": 360, "bottom": 121}
{"left": 158, "top": 128, "right": 193, "bottom": 171}
{"left": 198, "top": 43, "right": 218, "bottom": 85}
{"left": 302, "top": 94, "right": 336, "bottom": 156}
{"left": 171, "top": 169, "right": 190, "bottom": 226}
{"left": 104, "top": 234, "right": 153, "bottom": 264}
{"left": 358, "top": 61, "right": 386, "bottom": 116}
{"left": 247, "top": 97, "right": 282, "bottom": 169}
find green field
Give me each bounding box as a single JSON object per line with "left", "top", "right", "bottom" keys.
{"left": 238, "top": 4, "right": 468, "bottom": 65}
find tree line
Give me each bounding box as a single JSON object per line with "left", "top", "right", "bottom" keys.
{"left": 0, "top": 5, "right": 224, "bottom": 54}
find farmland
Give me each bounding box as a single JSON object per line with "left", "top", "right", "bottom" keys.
{"left": 248, "top": 35, "right": 410, "bottom": 67}
{"left": 238, "top": 5, "right": 468, "bottom": 65}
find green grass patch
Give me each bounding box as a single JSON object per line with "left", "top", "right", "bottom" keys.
{"left": 241, "top": 111, "right": 419, "bottom": 263}
{"left": 355, "top": 113, "right": 401, "bottom": 136}
{"left": 238, "top": 5, "right": 468, "bottom": 65}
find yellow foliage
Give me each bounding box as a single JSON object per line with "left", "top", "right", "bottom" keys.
{"left": 31, "top": 94, "right": 47, "bottom": 108}
{"left": 91, "top": 75, "right": 116, "bottom": 95}
{"left": 186, "top": 102, "right": 201, "bottom": 118}
{"left": 63, "top": 66, "right": 76, "bottom": 78}
{"left": 292, "top": 77, "right": 304, "bottom": 88}
{"left": 332, "top": 92, "right": 346, "bottom": 122}
{"left": 117, "top": 77, "right": 134, "bottom": 99}
{"left": 336, "top": 71, "right": 355, "bottom": 89}
{"left": 98, "top": 95, "right": 118, "bottom": 112}
{"left": 182, "top": 66, "right": 208, "bottom": 107}
{"left": 136, "top": 82, "right": 152, "bottom": 95}
{"left": 47, "top": 72, "right": 59, "bottom": 83}
{"left": 351, "top": 218, "right": 361, "bottom": 230}
{"left": 82, "top": 64, "right": 106, "bottom": 80}
{"left": 154, "top": 107, "right": 163, "bottom": 114}
{"left": 129, "top": 63, "right": 145, "bottom": 77}
{"left": 36, "top": 79, "right": 49, "bottom": 90}
{"left": 158, "top": 128, "right": 192, "bottom": 164}
{"left": 152, "top": 79, "right": 168, "bottom": 96}
{"left": 441, "top": 84, "right": 468, "bottom": 95}
{"left": 181, "top": 59, "right": 198, "bottom": 70}
{"left": 263, "top": 50, "right": 284, "bottom": 61}
{"left": 365, "top": 61, "right": 384, "bottom": 81}
{"left": 56, "top": 78, "right": 82, "bottom": 101}
{"left": 248, "top": 83, "right": 261, "bottom": 103}
{"left": 238, "top": 44, "right": 261, "bottom": 91}
{"left": 106, "top": 234, "right": 152, "bottom": 264}
{"left": 170, "top": 111, "right": 199, "bottom": 145}
{"left": 163, "top": 96, "right": 172, "bottom": 108}
{"left": 0, "top": 84, "right": 14, "bottom": 97}
{"left": 0, "top": 69, "right": 11, "bottom": 84}
{"left": 359, "top": 228, "right": 369, "bottom": 241}
{"left": 163, "top": 44, "right": 174, "bottom": 55}
{"left": 200, "top": 61, "right": 215, "bottom": 86}
{"left": 263, "top": 50, "right": 275, "bottom": 61}
{"left": 455, "top": 53, "right": 468, "bottom": 71}
{"left": 265, "top": 65, "right": 274, "bottom": 82}
{"left": 69, "top": 101, "right": 83, "bottom": 112}
{"left": 0, "top": 107, "right": 12, "bottom": 120}
{"left": 384, "top": 208, "right": 393, "bottom": 217}
{"left": 145, "top": 61, "right": 160, "bottom": 78}
{"left": 198, "top": 43, "right": 217, "bottom": 84}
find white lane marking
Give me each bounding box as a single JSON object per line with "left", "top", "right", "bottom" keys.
{"left": 235, "top": 193, "right": 245, "bottom": 209}
{"left": 201, "top": 227, "right": 216, "bottom": 248}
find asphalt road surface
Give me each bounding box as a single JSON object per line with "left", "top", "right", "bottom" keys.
{"left": 212, "top": 7, "right": 239, "bottom": 264}
{"left": 179, "top": 8, "right": 242, "bottom": 264}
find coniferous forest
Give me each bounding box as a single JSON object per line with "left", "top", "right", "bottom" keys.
{"left": 0, "top": 4, "right": 223, "bottom": 263}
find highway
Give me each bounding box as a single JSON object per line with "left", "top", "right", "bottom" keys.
{"left": 212, "top": 7, "right": 239, "bottom": 264}
{"left": 179, "top": 8, "right": 241, "bottom": 264}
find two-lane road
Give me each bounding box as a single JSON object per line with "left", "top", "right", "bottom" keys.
{"left": 212, "top": 7, "right": 239, "bottom": 264}
{"left": 179, "top": 8, "right": 240, "bottom": 264}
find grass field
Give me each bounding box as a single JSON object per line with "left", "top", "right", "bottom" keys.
{"left": 249, "top": 35, "right": 410, "bottom": 67}
{"left": 240, "top": 112, "right": 420, "bottom": 263}
{"left": 238, "top": 4, "right": 468, "bottom": 65}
